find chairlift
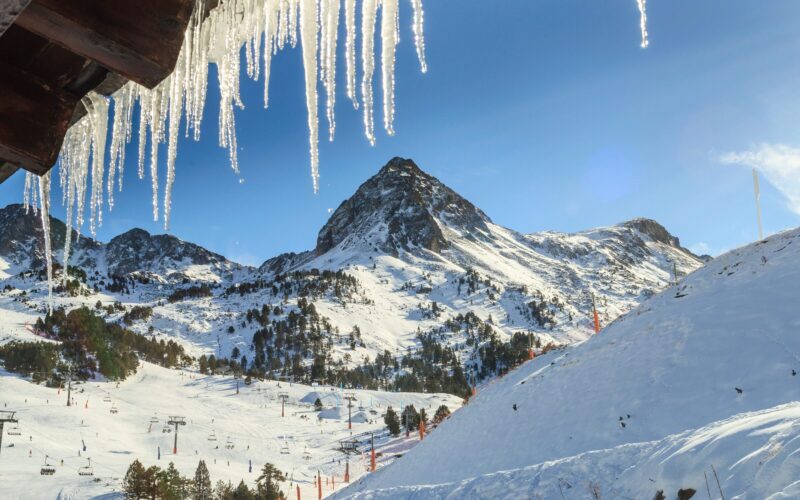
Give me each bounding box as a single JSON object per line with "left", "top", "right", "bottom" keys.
{"left": 225, "top": 437, "right": 234, "bottom": 450}
{"left": 7, "top": 424, "right": 21, "bottom": 436}
{"left": 149, "top": 415, "right": 159, "bottom": 424}
{"left": 103, "top": 395, "right": 111, "bottom": 403}
{"left": 162, "top": 425, "right": 172, "bottom": 434}
{"left": 78, "top": 458, "right": 94, "bottom": 476}
{"left": 280, "top": 442, "right": 290, "bottom": 455}
{"left": 302, "top": 448, "right": 311, "bottom": 460}
{"left": 40, "top": 456, "right": 56, "bottom": 476}
{"left": 109, "top": 404, "right": 118, "bottom": 414}
{"left": 207, "top": 430, "right": 217, "bottom": 442}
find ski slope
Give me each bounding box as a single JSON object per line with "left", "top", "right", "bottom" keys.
{"left": 337, "top": 227, "right": 800, "bottom": 499}
{"left": 0, "top": 363, "right": 461, "bottom": 499}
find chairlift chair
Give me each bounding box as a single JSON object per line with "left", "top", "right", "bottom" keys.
{"left": 78, "top": 458, "right": 94, "bottom": 476}
{"left": 40, "top": 456, "right": 56, "bottom": 476}
{"left": 225, "top": 437, "right": 234, "bottom": 450}
{"left": 207, "top": 430, "right": 217, "bottom": 442}
{"left": 7, "top": 424, "right": 21, "bottom": 436}
{"left": 302, "top": 448, "right": 311, "bottom": 460}
{"left": 149, "top": 415, "right": 159, "bottom": 424}
{"left": 280, "top": 442, "right": 290, "bottom": 455}
{"left": 109, "top": 404, "right": 118, "bottom": 414}
{"left": 103, "top": 395, "right": 111, "bottom": 403}
{"left": 162, "top": 425, "right": 172, "bottom": 433}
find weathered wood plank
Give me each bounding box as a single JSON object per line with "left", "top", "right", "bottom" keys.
{"left": 15, "top": 0, "right": 195, "bottom": 88}
{"left": 0, "top": 65, "right": 76, "bottom": 175}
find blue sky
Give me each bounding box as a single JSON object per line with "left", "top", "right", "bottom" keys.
{"left": 3, "top": 0, "right": 800, "bottom": 265}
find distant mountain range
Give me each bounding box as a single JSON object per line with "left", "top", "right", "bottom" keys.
{"left": 0, "top": 157, "right": 705, "bottom": 362}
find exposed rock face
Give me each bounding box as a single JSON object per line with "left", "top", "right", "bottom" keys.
{"left": 0, "top": 203, "right": 98, "bottom": 268}
{"left": 316, "top": 157, "right": 491, "bottom": 257}
{"left": 106, "top": 228, "right": 233, "bottom": 277}
{"left": 0, "top": 204, "right": 240, "bottom": 281}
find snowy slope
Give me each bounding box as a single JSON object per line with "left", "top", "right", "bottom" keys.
{"left": 337, "top": 227, "right": 800, "bottom": 499}
{"left": 0, "top": 363, "right": 461, "bottom": 499}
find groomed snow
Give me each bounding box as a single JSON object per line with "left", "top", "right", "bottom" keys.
{"left": 0, "top": 364, "right": 460, "bottom": 499}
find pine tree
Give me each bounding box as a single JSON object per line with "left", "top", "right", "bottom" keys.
{"left": 157, "top": 462, "right": 184, "bottom": 500}
{"left": 384, "top": 406, "right": 401, "bottom": 436}
{"left": 193, "top": 460, "right": 212, "bottom": 500}
{"left": 256, "top": 463, "right": 285, "bottom": 500}
{"left": 123, "top": 459, "right": 147, "bottom": 499}
{"left": 433, "top": 404, "right": 451, "bottom": 425}
{"left": 232, "top": 480, "right": 255, "bottom": 499}
{"left": 314, "top": 397, "right": 323, "bottom": 411}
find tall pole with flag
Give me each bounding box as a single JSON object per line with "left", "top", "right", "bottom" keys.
{"left": 753, "top": 168, "right": 764, "bottom": 240}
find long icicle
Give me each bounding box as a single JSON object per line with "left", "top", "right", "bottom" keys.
{"left": 300, "top": 0, "right": 320, "bottom": 191}
{"left": 360, "top": 0, "right": 379, "bottom": 146}
{"left": 38, "top": 172, "right": 53, "bottom": 313}
{"left": 410, "top": 0, "right": 427, "bottom": 73}
{"left": 636, "top": 0, "right": 649, "bottom": 48}
{"left": 345, "top": 0, "right": 358, "bottom": 109}
{"left": 380, "top": 0, "right": 399, "bottom": 136}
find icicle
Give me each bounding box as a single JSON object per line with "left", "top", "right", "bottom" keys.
{"left": 344, "top": 0, "right": 358, "bottom": 109}
{"left": 321, "top": 0, "right": 340, "bottom": 140}
{"left": 263, "top": 0, "right": 279, "bottom": 108}
{"left": 410, "top": 0, "right": 427, "bottom": 73}
{"left": 38, "top": 172, "right": 53, "bottom": 313}
{"left": 361, "top": 0, "right": 379, "bottom": 146}
{"left": 636, "top": 0, "right": 649, "bottom": 48}
{"left": 381, "top": 0, "right": 399, "bottom": 135}
{"left": 300, "top": 0, "right": 320, "bottom": 191}
{"left": 23, "top": 172, "right": 33, "bottom": 213}
{"left": 165, "top": 53, "right": 185, "bottom": 229}
{"left": 109, "top": 84, "right": 135, "bottom": 201}
{"left": 137, "top": 86, "right": 150, "bottom": 180}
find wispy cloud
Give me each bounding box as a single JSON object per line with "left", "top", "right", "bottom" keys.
{"left": 720, "top": 143, "right": 800, "bottom": 215}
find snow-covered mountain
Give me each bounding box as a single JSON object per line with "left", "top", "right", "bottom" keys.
{"left": 336, "top": 226, "right": 800, "bottom": 499}
{"left": 0, "top": 158, "right": 703, "bottom": 362}
{"left": 0, "top": 203, "right": 243, "bottom": 283}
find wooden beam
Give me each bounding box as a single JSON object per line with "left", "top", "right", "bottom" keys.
{"left": 15, "top": 0, "right": 195, "bottom": 88}
{"left": 0, "top": 65, "right": 76, "bottom": 175}
{"left": 0, "top": 163, "right": 19, "bottom": 184}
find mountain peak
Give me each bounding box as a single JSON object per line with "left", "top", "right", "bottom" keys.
{"left": 315, "top": 158, "right": 491, "bottom": 257}
{"left": 620, "top": 218, "right": 684, "bottom": 249}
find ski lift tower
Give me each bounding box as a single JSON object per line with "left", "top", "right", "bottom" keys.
{"left": 344, "top": 392, "right": 357, "bottom": 430}
{"left": 167, "top": 416, "right": 186, "bottom": 454}
{"left": 279, "top": 392, "right": 289, "bottom": 418}
{"left": 0, "top": 411, "right": 18, "bottom": 456}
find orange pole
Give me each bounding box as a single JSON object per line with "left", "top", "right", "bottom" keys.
{"left": 344, "top": 461, "right": 350, "bottom": 482}
{"left": 332, "top": 476, "right": 335, "bottom": 490}
{"left": 318, "top": 472, "right": 322, "bottom": 500}
{"left": 296, "top": 485, "right": 300, "bottom": 500}
{"left": 419, "top": 419, "right": 425, "bottom": 441}
{"left": 370, "top": 448, "right": 376, "bottom": 472}
{"left": 592, "top": 293, "right": 600, "bottom": 334}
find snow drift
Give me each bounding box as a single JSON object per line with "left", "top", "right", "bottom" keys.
{"left": 337, "top": 227, "right": 800, "bottom": 499}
